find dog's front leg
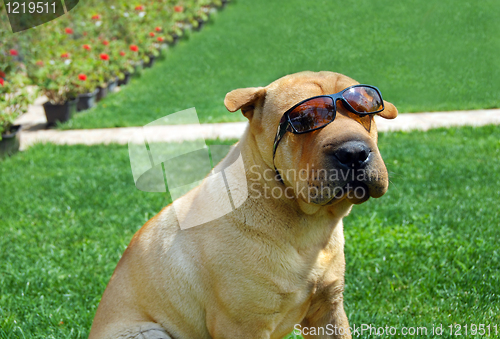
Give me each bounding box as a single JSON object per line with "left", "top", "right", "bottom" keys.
{"left": 300, "top": 299, "right": 351, "bottom": 339}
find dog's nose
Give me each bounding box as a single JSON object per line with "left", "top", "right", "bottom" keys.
{"left": 334, "top": 141, "right": 371, "bottom": 168}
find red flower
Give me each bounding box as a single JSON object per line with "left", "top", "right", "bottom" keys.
{"left": 83, "top": 44, "right": 91, "bottom": 50}
{"left": 83, "top": 31, "right": 88, "bottom": 36}
{"left": 36, "top": 60, "right": 44, "bottom": 66}
{"left": 100, "top": 53, "right": 110, "bottom": 61}
{"left": 9, "top": 49, "right": 18, "bottom": 56}
{"left": 102, "top": 40, "right": 109, "bottom": 46}
{"left": 149, "top": 32, "right": 155, "bottom": 37}
{"left": 0, "top": 78, "right": 4, "bottom": 86}
{"left": 91, "top": 14, "right": 101, "bottom": 20}
{"left": 78, "top": 74, "right": 87, "bottom": 81}
{"left": 135, "top": 5, "right": 144, "bottom": 11}
{"left": 0, "top": 71, "right": 5, "bottom": 77}
{"left": 155, "top": 27, "right": 162, "bottom": 32}
{"left": 65, "top": 27, "right": 74, "bottom": 34}
{"left": 119, "top": 51, "right": 126, "bottom": 56}
{"left": 61, "top": 52, "right": 70, "bottom": 58}
{"left": 130, "top": 44, "right": 139, "bottom": 52}
{"left": 174, "top": 5, "right": 184, "bottom": 12}
{"left": 157, "top": 37, "right": 164, "bottom": 42}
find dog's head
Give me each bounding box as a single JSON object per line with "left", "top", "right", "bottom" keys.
{"left": 225, "top": 71, "right": 397, "bottom": 212}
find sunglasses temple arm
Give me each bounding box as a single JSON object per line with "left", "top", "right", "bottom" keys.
{"left": 272, "top": 121, "right": 289, "bottom": 183}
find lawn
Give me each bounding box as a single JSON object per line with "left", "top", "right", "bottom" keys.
{"left": 1, "top": 125, "right": 499, "bottom": 338}
{"left": 62, "top": 0, "right": 500, "bottom": 129}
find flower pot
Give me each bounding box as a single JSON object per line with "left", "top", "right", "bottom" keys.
{"left": 134, "top": 60, "right": 144, "bottom": 75}
{"left": 0, "top": 124, "right": 21, "bottom": 159}
{"left": 107, "top": 78, "right": 119, "bottom": 93}
{"left": 219, "top": 0, "right": 228, "bottom": 9}
{"left": 195, "top": 18, "right": 205, "bottom": 31}
{"left": 96, "top": 85, "right": 108, "bottom": 102}
{"left": 170, "top": 33, "right": 179, "bottom": 46}
{"left": 145, "top": 55, "right": 156, "bottom": 68}
{"left": 77, "top": 89, "right": 99, "bottom": 112}
{"left": 43, "top": 99, "right": 77, "bottom": 126}
{"left": 159, "top": 43, "right": 169, "bottom": 55}
{"left": 118, "top": 72, "right": 131, "bottom": 86}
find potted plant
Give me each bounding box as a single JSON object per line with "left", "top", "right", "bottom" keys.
{"left": 70, "top": 42, "right": 100, "bottom": 111}
{"left": 0, "top": 124, "right": 21, "bottom": 159}
{"left": 43, "top": 99, "right": 78, "bottom": 126}
{"left": 96, "top": 81, "right": 108, "bottom": 102}
{"left": 76, "top": 73, "right": 99, "bottom": 112}
{"left": 97, "top": 41, "right": 123, "bottom": 93}
{"left": 92, "top": 53, "right": 113, "bottom": 101}
{"left": 145, "top": 48, "right": 160, "bottom": 68}
{"left": 34, "top": 57, "right": 79, "bottom": 126}
{"left": 107, "top": 54, "right": 121, "bottom": 92}
{"left": 108, "top": 77, "right": 119, "bottom": 92}
{"left": 194, "top": 8, "right": 210, "bottom": 31}
{"left": 115, "top": 49, "right": 135, "bottom": 86}
{"left": 143, "top": 32, "right": 161, "bottom": 68}
{"left": 170, "top": 6, "right": 187, "bottom": 44}
{"left": 127, "top": 44, "right": 144, "bottom": 75}
{"left": 118, "top": 71, "right": 132, "bottom": 86}
{"left": 0, "top": 73, "right": 32, "bottom": 158}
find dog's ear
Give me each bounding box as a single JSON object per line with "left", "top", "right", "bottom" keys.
{"left": 378, "top": 101, "right": 398, "bottom": 119}
{"left": 224, "top": 87, "right": 266, "bottom": 119}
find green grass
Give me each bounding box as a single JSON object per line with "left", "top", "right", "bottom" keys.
{"left": 1, "top": 125, "right": 500, "bottom": 338}
{"left": 343, "top": 127, "right": 500, "bottom": 337}
{"left": 63, "top": 0, "right": 500, "bottom": 129}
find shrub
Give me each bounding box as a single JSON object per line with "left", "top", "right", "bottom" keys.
{"left": 0, "top": 72, "right": 33, "bottom": 140}
{"left": 0, "top": 42, "right": 33, "bottom": 139}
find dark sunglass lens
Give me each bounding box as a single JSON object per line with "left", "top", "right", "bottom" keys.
{"left": 288, "top": 97, "right": 335, "bottom": 132}
{"left": 343, "top": 86, "right": 383, "bottom": 113}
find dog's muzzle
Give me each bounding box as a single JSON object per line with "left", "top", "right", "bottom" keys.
{"left": 305, "top": 140, "right": 388, "bottom": 205}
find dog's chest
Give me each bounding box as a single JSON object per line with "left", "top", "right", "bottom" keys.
{"left": 244, "top": 248, "right": 331, "bottom": 320}
{"left": 242, "top": 259, "right": 330, "bottom": 338}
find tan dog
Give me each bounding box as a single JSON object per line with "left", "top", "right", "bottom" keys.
{"left": 89, "top": 71, "right": 397, "bottom": 339}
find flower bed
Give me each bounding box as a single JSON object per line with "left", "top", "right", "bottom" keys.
{"left": 0, "top": 0, "right": 229, "bottom": 131}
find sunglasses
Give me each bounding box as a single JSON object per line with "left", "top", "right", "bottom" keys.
{"left": 272, "top": 84, "right": 385, "bottom": 177}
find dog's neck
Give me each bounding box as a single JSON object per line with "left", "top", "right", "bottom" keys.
{"left": 220, "top": 126, "right": 354, "bottom": 250}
